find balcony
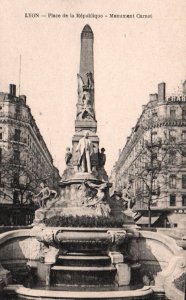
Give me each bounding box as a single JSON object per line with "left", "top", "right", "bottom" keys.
{"left": 0, "top": 112, "right": 29, "bottom": 123}
{"left": 9, "top": 159, "right": 26, "bottom": 167}
{"left": 152, "top": 116, "right": 186, "bottom": 127}
{"left": 144, "top": 138, "right": 162, "bottom": 149}
{"left": 11, "top": 137, "right": 27, "bottom": 145}
{"left": 144, "top": 161, "right": 161, "bottom": 171}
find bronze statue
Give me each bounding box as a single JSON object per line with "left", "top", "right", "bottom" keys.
{"left": 98, "top": 148, "right": 106, "bottom": 168}
{"left": 34, "top": 182, "right": 57, "bottom": 208}
{"left": 65, "top": 147, "right": 72, "bottom": 166}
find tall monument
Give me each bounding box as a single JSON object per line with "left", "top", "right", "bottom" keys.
{"left": 34, "top": 25, "right": 114, "bottom": 223}
{"left": 70, "top": 25, "right": 101, "bottom": 176}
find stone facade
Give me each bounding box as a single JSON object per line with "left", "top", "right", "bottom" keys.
{"left": 0, "top": 84, "right": 60, "bottom": 205}
{"left": 111, "top": 80, "right": 186, "bottom": 227}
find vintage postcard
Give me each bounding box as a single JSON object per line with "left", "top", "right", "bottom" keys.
{"left": 0, "top": 0, "right": 185, "bottom": 299}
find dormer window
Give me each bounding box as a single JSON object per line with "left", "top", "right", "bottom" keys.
{"left": 170, "top": 109, "right": 176, "bottom": 119}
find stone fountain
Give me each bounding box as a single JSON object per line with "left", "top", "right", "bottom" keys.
{"left": 0, "top": 25, "right": 185, "bottom": 300}
{"left": 31, "top": 24, "right": 134, "bottom": 290}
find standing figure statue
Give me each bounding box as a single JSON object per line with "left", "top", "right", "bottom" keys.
{"left": 98, "top": 148, "right": 106, "bottom": 168}
{"left": 76, "top": 131, "right": 93, "bottom": 173}
{"left": 65, "top": 147, "right": 72, "bottom": 166}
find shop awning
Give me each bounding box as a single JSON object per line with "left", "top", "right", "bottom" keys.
{"left": 136, "top": 215, "right": 160, "bottom": 225}
{"left": 133, "top": 212, "right": 142, "bottom": 221}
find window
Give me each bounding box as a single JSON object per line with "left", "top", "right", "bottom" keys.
{"left": 152, "top": 179, "right": 159, "bottom": 195}
{"left": 13, "top": 150, "right": 20, "bottom": 162}
{"left": 0, "top": 148, "right": 2, "bottom": 163}
{"left": 169, "top": 175, "right": 176, "bottom": 189}
{"left": 13, "top": 173, "right": 19, "bottom": 186}
{"left": 152, "top": 132, "right": 157, "bottom": 143}
{"left": 152, "top": 152, "right": 158, "bottom": 160}
{"left": 182, "top": 175, "right": 186, "bottom": 189}
{"left": 170, "top": 194, "right": 176, "bottom": 206}
{"left": 15, "top": 105, "right": 21, "bottom": 115}
{"left": 182, "top": 151, "right": 186, "bottom": 164}
{"left": 0, "top": 172, "right": 3, "bottom": 188}
{"left": 152, "top": 111, "right": 158, "bottom": 119}
{"left": 169, "top": 130, "right": 176, "bottom": 142}
{"left": 170, "top": 109, "right": 176, "bottom": 119}
{"left": 182, "top": 195, "right": 186, "bottom": 206}
{"left": 182, "top": 109, "right": 186, "bottom": 119}
{"left": 13, "top": 190, "right": 19, "bottom": 204}
{"left": 169, "top": 150, "right": 176, "bottom": 164}
{"left": 14, "top": 129, "right": 21, "bottom": 142}
{"left": 0, "top": 127, "right": 2, "bottom": 140}
{"left": 182, "top": 131, "right": 186, "bottom": 141}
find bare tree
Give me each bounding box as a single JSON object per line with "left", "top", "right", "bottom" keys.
{"left": 0, "top": 145, "right": 54, "bottom": 205}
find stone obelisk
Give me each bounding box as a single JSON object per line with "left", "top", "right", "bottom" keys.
{"left": 80, "top": 25, "right": 94, "bottom": 85}
{"left": 72, "top": 25, "right": 99, "bottom": 172}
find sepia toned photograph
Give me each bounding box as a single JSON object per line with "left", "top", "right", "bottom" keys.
{"left": 0, "top": 0, "right": 186, "bottom": 299}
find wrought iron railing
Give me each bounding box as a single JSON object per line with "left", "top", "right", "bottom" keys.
{"left": 0, "top": 204, "right": 36, "bottom": 226}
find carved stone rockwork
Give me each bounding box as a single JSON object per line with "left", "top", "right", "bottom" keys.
{"left": 0, "top": 264, "right": 12, "bottom": 285}
{"left": 107, "top": 230, "right": 127, "bottom": 252}
{"left": 35, "top": 228, "right": 60, "bottom": 246}
{"left": 33, "top": 178, "right": 118, "bottom": 226}
{"left": 156, "top": 255, "right": 186, "bottom": 286}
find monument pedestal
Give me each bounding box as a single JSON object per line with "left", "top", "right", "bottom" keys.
{"left": 109, "top": 252, "right": 131, "bottom": 286}
{"left": 115, "top": 263, "right": 131, "bottom": 286}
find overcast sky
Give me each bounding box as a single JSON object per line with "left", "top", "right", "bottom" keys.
{"left": 0, "top": 0, "right": 186, "bottom": 175}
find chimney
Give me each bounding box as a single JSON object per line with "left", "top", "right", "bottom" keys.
{"left": 9, "top": 84, "right": 16, "bottom": 96}
{"left": 149, "top": 94, "right": 158, "bottom": 101}
{"left": 183, "top": 80, "right": 186, "bottom": 95}
{"left": 158, "top": 82, "right": 166, "bottom": 102}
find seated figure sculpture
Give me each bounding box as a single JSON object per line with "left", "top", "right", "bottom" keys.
{"left": 34, "top": 182, "right": 57, "bottom": 208}
{"left": 83, "top": 180, "right": 111, "bottom": 217}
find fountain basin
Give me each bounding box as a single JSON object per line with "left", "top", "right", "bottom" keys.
{"left": 35, "top": 227, "right": 128, "bottom": 253}
{"left": 3, "top": 285, "right": 154, "bottom": 300}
